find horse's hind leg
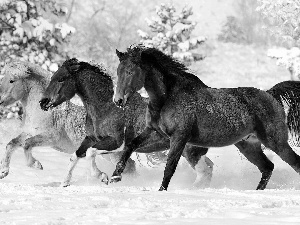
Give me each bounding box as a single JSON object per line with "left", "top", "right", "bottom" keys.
{"left": 23, "top": 134, "right": 54, "bottom": 170}
{"left": 272, "top": 142, "right": 300, "bottom": 174}
{"left": 260, "top": 122, "right": 300, "bottom": 177}
{"left": 182, "top": 145, "right": 213, "bottom": 188}
{"left": 235, "top": 140, "right": 274, "bottom": 190}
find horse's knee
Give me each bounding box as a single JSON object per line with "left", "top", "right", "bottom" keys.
{"left": 70, "top": 152, "right": 78, "bottom": 162}
{"left": 76, "top": 149, "right": 87, "bottom": 158}
{"left": 86, "top": 148, "right": 97, "bottom": 159}
{"left": 205, "top": 156, "right": 214, "bottom": 169}
{"left": 183, "top": 146, "right": 208, "bottom": 169}
{"left": 7, "top": 138, "right": 21, "bottom": 149}
{"left": 23, "top": 141, "right": 32, "bottom": 151}
{"left": 123, "top": 158, "right": 136, "bottom": 174}
{"left": 195, "top": 156, "right": 213, "bottom": 174}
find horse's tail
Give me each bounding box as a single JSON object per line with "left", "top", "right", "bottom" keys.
{"left": 266, "top": 81, "right": 300, "bottom": 146}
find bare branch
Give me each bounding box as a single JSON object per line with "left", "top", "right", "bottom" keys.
{"left": 66, "top": 0, "right": 75, "bottom": 22}
{"left": 0, "top": 18, "right": 15, "bottom": 30}
{"left": 90, "top": 0, "right": 106, "bottom": 19}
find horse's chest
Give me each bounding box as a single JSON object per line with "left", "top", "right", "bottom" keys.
{"left": 86, "top": 110, "right": 122, "bottom": 137}
{"left": 157, "top": 106, "right": 185, "bottom": 135}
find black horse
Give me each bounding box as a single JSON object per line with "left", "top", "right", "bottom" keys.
{"left": 112, "top": 45, "right": 300, "bottom": 191}
{"left": 40, "top": 59, "right": 213, "bottom": 188}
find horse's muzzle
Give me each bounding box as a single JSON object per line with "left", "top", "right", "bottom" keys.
{"left": 114, "top": 98, "right": 124, "bottom": 108}
{"left": 39, "top": 98, "right": 51, "bottom": 111}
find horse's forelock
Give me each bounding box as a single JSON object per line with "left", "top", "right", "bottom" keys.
{"left": 126, "top": 45, "right": 145, "bottom": 63}
{"left": 63, "top": 58, "right": 79, "bottom": 67}
{"left": 61, "top": 58, "right": 113, "bottom": 82}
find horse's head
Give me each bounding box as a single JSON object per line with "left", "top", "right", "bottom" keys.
{"left": 40, "top": 59, "right": 78, "bottom": 111}
{"left": 114, "top": 48, "right": 146, "bottom": 108}
{"left": 0, "top": 61, "right": 30, "bottom": 107}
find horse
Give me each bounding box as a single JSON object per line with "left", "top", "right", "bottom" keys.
{"left": 0, "top": 60, "right": 110, "bottom": 185}
{"left": 39, "top": 58, "right": 214, "bottom": 188}
{"left": 112, "top": 45, "right": 300, "bottom": 191}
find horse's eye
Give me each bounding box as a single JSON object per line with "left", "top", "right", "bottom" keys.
{"left": 58, "top": 77, "right": 66, "bottom": 83}
{"left": 9, "top": 80, "right": 14, "bottom": 83}
{"left": 126, "top": 71, "right": 133, "bottom": 76}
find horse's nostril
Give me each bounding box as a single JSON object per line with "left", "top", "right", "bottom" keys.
{"left": 117, "top": 99, "right": 123, "bottom": 106}
{"left": 114, "top": 98, "right": 124, "bottom": 107}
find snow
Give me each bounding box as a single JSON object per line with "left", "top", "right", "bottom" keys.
{"left": 0, "top": 119, "right": 300, "bottom": 225}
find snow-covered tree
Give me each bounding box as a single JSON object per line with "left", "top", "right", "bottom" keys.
{"left": 0, "top": 0, "right": 75, "bottom": 119}
{"left": 257, "top": 0, "right": 300, "bottom": 46}
{"left": 138, "top": 3, "right": 206, "bottom": 65}
{"left": 257, "top": 0, "right": 300, "bottom": 80}
{"left": 267, "top": 47, "right": 300, "bottom": 80}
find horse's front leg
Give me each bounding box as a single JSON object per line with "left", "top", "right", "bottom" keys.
{"left": 159, "top": 131, "right": 190, "bottom": 191}
{"left": 0, "top": 133, "right": 27, "bottom": 179}
{"left": 62, "top": 135, "right": 122, "bottom": 187}
{"left": 85, "top": 148, "right": 109, "bottom": 185}
{"left": 111, "top": 127, "right": 154, "bottom": 182}
{"left": 61, "top": 136, "right": 96, "bottom": 187}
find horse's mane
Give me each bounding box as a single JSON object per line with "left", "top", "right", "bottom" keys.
{"left": 62, "top": 58, "right": 112, "bottom": 82}
{"left": 3, "top": 60, "right": 51, "bottom": 84}
{"left": 125, "top": 45, "right": 209, "bottom": 87}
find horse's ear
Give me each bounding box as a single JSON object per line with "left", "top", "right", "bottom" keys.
{"left": 69, "top": 64, "right": 81, "bottom": 72}
{"left": 26, "top": 67, "right": 36, "bottom": 78}
{"left": 116, "top": 49, "right": 126, "bottom": 61}
{"left": 26, "top": 67, "right": 34, "bottom": 76}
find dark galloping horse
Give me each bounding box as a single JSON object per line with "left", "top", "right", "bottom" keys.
{"left": 40, "top": 59, "right": 213, "bottom": 188}
{"left": 112, "top": 45, "right": 300, "bottom": 191}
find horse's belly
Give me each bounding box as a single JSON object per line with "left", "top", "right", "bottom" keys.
{"left": 188, "top": 133, "right": 252, "bottom": 147}
{"left": 189, "top": 123, "right": 255, "bottom": 147}
{"left": 23, "top": 120, "right": 52, "bottom": 135}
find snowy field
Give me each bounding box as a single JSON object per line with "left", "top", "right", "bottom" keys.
{"left": 0, "top": 119, "right": 300, "bottom": 225}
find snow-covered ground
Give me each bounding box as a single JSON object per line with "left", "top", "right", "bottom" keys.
{"left": 0, "top": 119, "right": 300, "bottom": 225}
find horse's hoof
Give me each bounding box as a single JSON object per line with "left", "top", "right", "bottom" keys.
{"left": 256, "top": 171, "right": 272, "bottom": 190}
{"left": 29, "top": 160, "right": 43, "bottom": 170}
{"left": 110, "top": 175, "right": 122, "bottom": 183}
{"left": 0, "top": 168, "right": 9, "bottom": 179}
{"left": 70, "top": 153, "right": 78, "bottom": 162}
{"left": 100, "top": 173, "right": 109, "bottom": 185}
{"left": 158, "top": 186, "right": 167, "bottom": 191}
{"left": 60, "top": 181, "right": 70, "bottom": 187}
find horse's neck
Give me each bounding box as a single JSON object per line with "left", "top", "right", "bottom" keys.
{"left": 145, "top": 68, "right": 168, "bottom": 111}
{"left": 21, "top": 82, "right": 47, "bottom": 118}
{"left": 76, "top": 76, "right": 115, "bottom": 114}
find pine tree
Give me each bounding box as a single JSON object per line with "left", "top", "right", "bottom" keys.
{"left": 0, "top": 0, "right": 75, "bottom": 119}
{"left": 138, "top": 3, "right": 206, "bottom": 65}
